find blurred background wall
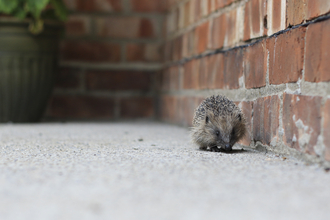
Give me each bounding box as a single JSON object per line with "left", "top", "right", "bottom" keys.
{"left": 46, "top": 0, "right": 167, "bottom": 120}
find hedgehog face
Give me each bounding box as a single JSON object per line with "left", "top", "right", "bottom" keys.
{"left": 204, "top": 111, "right": 246, "bottom": 151}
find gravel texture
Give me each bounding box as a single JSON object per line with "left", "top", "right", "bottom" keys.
{"left": 0, "top": 122, "right": 329, "bottom": 220}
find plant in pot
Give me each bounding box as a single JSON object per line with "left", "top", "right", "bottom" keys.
{"left": 0, "top": 0, "right": 68, "bottom": 122}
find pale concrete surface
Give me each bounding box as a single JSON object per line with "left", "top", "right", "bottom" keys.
{"left": 0, "top": 122, "right": 329, "bottom": 220}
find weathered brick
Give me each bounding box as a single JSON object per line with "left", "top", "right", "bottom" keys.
{"left": 244, "top": 0, "right": 267, "bottom": 41}
{"left": 286, "top": 0, "right": 307, "bottom": 27}
{"left": 65, "top": 15, "right": 90, "bottom": 36}
{"left": 131, "top": 0, "right": 166, "bottom": 12}
{"left": 126, "top": 44, "right": 160, "bottom": 62}
{"left": 173, "top": 36, "right": 183, "bottom": 61}
{"left": 267, "top": 27, "right": 306, "bottom": 85}
{"left": 198, "top": 57, "right": 209, "bottom": 89}
{"left": 306, "top": 0, "right": 330, "bottom": 20}
{"left": 213, "top": 53, "right": 225, "bottom": 89}
{"left": 55, "top": 68, "right": 81, "bottom": 89}
{"left": 169, "top": 66, "right": 180, "bottom": 91}
{"left": 253, "top": 95, "right": 280, "bottom": 145}
{"left": 166, "top": 10, "right": 178, "bottom": 34}
{"left": 193, "top": 0, "right": 202, "bottom": 22}
{"left": 225, "top": 9, "right": 237, "bottom": 47}
{"left": 120, "top": 97, "right": 154, "bottom": 118}
{"left": 48, "top": 95, "right": 115, "bottom": 119}
{"left": 195, "top": 21, "right": 210, "bottom": 54}
{"left": 183, "top": 59, "right": 199, "bottom": 89}
{"left": 244, "top": 40, "right": 267, "bottom": 89}
{"left": 126, "top": 44, "right": 144, "bottom": 62}
{"left": 323, "top": 99, "right": 330, "bottom": 161}
{"left": 223, "top": 48, "right": 244, "bottom": 89}
{"left": 305, "top": 19, "right": 330, "bottom": 82}
{"left": 86, "top": 71, "right": 151, "bottom": 91}
{"left": 215, "top": 0, "right": 235, "bottom": 10}
{"left": 95, "top": 17, "right": 156, "bottom": 39}
{"left": 267, "top": 0, "right": 286, "bottom": 35}
{"left": 184, "top": 1, "right": 191, "bottom": 27}
{"left": 239, "top": 101, "right": 253, "bottom": 146}
{"left": 60, "top": 41, "right": 121, "bottom": 62}
{"left": 283, "top": 94, "right": 322, "bottom": 155}
{"left": 210, "top": 14, "right": 226, "bottom": 49}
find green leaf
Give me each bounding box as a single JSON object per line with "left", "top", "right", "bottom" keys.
{"left": 13, "top": 8, "right": 27, "bottom": 19}
{"left": 50, "top": 0, "right": 68, "bottom": 21}
{"left": 0, "top": 0, "right": 19, "bottom": 13}
{"left": 26, "top": 0, "right": 50, "bottom": 19}
{"left": 29, "top": 19, "right": 44, "bottom": 34}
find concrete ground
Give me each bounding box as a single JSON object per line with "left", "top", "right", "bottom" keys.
{"left": 0, "top": 122, "right": 329, "bottom": 220}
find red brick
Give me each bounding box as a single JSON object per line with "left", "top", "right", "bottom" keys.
{"left": 286, "top": 0, "right": 307, "bottom": 27}
{"left": 223, "top": 48, "right": 244, "bottom": 89}
{"left": 55, "top": 68, "right": 81, "bottom": 89}
{"left": 305, "top": 19, "right": 330, "bottom": 82}
{"left": 126, "top": 44, "right": 161, "bottom": 62}
{"left": 239, "top": 101, "right": 253, "bottom": 146}
{"left": 183, "top": 59, "right": 199, "bottom": 89}
{"left": 131, "top": 0, "right": 166, "bottom": 12}
{"left": 225, "top": 9, "right": 237, "bottom": 47}
{"left": 198, "top": 57, "right": 209, "bottom": 89}
{"left": 173, "top": 36, "right": 183, "bottom": 61}
{"left": 65, "top": 15, "right": 90, "bottom": 36}
{"left": 215, "top": 0, "right": 235, "bottom": 10}
{"left": 120, "top": 97, "right": 154, "bottom": 118}
{"left": 164, "top": 41, "right": 173, "bottom": 62}
{"left": 48, "top": 95, "right": 115, "bottom": 119}
{"left": 323, "top": 99, "right": 330, "bottom": 160}
{"left": 244, "top": 40, "right": 267, "bottom": 89}
{"left": 306, "top": 0, "right": 330, "bottom": 20}
{"left": 206, "top": 54, "right": 217, "bottom": 89}
{"left": 267, "top": 27, "right": 306, "bottom": 85}
{"left": 126, "top": 44, "right": 144, "bottom": 62}
{"left": 64, "top": 0, "right": 122, "bottom": 12}
{"left": 195, "top": 21, "right": 209, "bottom": 54}
{"left": 211, "top": 53, "right": 224, "bottom": 89}
{"left": 272, "top": 0, "right": 282, "bottom": 32}
{"left": 60, "top": 41, "right": 121, "bottom": 63}
{"left": 86, "top": 71, "right": 151, "bottom": 91}
{"left": 210, "top": 14, "right": 226, "bottom": 49}
{"left": 194, "top": 0, "right": 202, "bottom": 22}
{"left": 96, "top": 17, "right": 156, "bottom": 39}
{"left": 253, "top": 95, "right": 280, "bottom": 145}
{"left": 184, "top": 1, "right": 191, "bottom": 27}
{"left": 244, "top": 0, "right": 267, "bottom": 41}
{"left": 169, "top": 66, "right": 180, "bottom": 90}
{"left": 283, "top": 94, "right": 322, "bottom": 155}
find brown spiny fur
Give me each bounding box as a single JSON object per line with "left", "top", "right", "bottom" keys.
{"left": 191, "top": 95, "right": 246, "bottom": 151}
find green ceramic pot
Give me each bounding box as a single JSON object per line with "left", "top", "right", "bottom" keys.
{"left": 0, "top": 19, "right": 62, "bottom": 122}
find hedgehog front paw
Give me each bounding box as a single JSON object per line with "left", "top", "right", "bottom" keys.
{"left": 209, "top": 146, "right": 221, "bottom": 152}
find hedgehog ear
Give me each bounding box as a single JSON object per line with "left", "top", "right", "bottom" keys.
{"left": 205, "top": 116, "right": 209, "bottom": 124}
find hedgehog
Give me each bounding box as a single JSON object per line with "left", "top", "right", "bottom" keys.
{"left": 191, "top": 95, "right": 246, "bottom": 152}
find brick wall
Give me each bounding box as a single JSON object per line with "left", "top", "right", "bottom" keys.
{"left": 158, "top": 0, "right": 330, "bottom": 163}
{"left": 46, "top": 0, "right": 166, "bottom": 120}
{"left": 49, "top": 0, "right": 330, "bottom": 164}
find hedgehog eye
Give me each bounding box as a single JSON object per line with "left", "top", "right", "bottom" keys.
{"left": 216, "top": 131, "right": 220, "bottom": 136}
{"left": 238, "top": 114, "right": 242, "bottom": 121}
{"left": 205, "top": 116, "right": 209, "bottom": 123}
